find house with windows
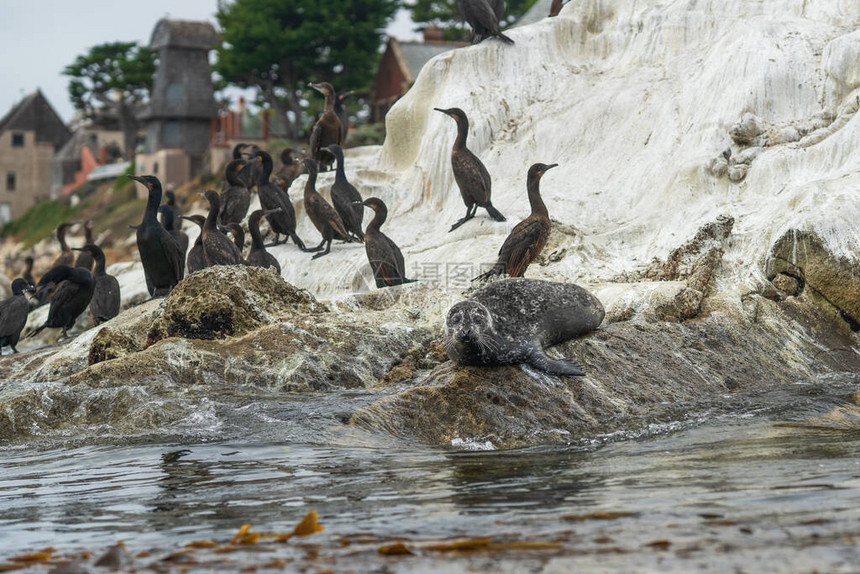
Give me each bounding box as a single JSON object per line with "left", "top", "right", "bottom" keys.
{"left": 135, "top": 18, "right": 219, "bottom": 192}
{"left": 0, "top": 90, "right": 71, "bottom": 226}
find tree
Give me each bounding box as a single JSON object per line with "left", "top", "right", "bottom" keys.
{"left": 409, "top": 0, "right": 536, "bottom": 42}
{"left": 64, "top": 42, "right": 156, "bottom": 159}
{"left": 215, "top": 0, "right": 399, "bottom": 140}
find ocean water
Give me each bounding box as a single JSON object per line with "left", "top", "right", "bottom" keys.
{"left": 1, "top": 377, "right": 860, "bottom": 572}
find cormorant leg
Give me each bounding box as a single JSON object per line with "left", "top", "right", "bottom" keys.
{"left": 11, "top": 346, "right": 18, "bottom": 354}
{"left": 307, "top": 238, "right": 326, "bottom": 253}
{"left": 449, "top": 206, "right": 477, "bottom": 232}
{"left": 264, "top": 233, "right": 282, "bottom": 248}
{"left": 311, "top": 240, "right": 332, "bottom": 259}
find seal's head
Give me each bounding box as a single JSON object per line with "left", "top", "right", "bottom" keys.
{"left": 444, "top": 300, "right": 496, "bottom": 364}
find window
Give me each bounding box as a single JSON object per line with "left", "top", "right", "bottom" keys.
{"left": 0, "top": 203, "right": 10, "bottom": 225}
{"left": 6, "top": 172, "right": 15, "bottom": 191}
{"left": 163, "top": 121, "right": 180, "bottom": 146}
{"left": 11, "top": 133, "right": 24, "bottom": 147}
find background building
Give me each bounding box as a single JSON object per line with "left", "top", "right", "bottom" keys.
{"left": 0, "top": 90, "right": 70, "bottom": 226}
{"left": 136, "top": 18, "right": 219, "bottom": 193}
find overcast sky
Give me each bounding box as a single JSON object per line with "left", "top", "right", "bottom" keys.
{"left": 0, "top": 1, "right": 420, "bottom": 124}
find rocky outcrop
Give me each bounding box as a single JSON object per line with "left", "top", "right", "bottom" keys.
{"left": 352, "top": 290, "right": 860, "bottom": 449}
{"left": 146, "top": 266, "right": 324, "bottom": 344}
{"left": 766, "top": 229, "right": 860, "bottom": 328}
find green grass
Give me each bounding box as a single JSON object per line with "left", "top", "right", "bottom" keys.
{"left": 0, "top": 199, "right": 81, "bottom": 247}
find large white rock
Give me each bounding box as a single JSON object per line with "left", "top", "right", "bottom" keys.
{"left": 44, "top": 0, "right": 860, "bottom": 306}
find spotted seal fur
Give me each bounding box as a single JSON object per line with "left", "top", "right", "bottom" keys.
{"left": 444, "top": 278, "right": 604, "bottom": 375}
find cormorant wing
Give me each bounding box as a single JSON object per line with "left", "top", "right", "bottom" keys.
{"left": 491, "top": 0, "right": 505, "bottom": 20}
{"left": 309, "top": 123, "right": 323, "bottom": 159}
{"left": 497, "top": 218, "right": 543, "bottom": 277}
{"left": 382, "top": 234, "right": 407, "bottom": 279}
{"left": 161, "top": 230, "right": 186, "bottom": 283}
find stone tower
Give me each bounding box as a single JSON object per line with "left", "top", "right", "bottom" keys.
{"left": 142, "top": 19, "right": 218, "bottom": 178}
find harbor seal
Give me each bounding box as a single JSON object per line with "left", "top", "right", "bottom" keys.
{"left": 444, "top": 278, "right": 604, "bottom": 375}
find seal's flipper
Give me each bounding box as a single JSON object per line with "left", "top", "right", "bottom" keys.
{"left": 527, "top": 348, "right": 586, "bottom": 376}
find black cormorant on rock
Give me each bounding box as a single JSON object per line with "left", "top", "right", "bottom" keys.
{"left": 474, "top": 163, "right": 557, "bottom": 281}
{"left": 30, "top": 265, "right": 95, "bottom": 340}
{"left": 302, "top": 159, "right": 355, "bottom": 259}
{"left": 164, "top": 189, "right": 183, "bottom": 223}
{"left": 51, "top": 222, "right": 76, "bottom": 267}
{"left": 252, "top": 150, "right": 309, "bottom": 250}
{"left": 361, "top": 198, "right": 414, "bottom": 288}
{"left": 459, "top": 0, "right": 514, "bottom": 44}
{"left": 128, "top": 174, "right": 185, "bottom": 297}
{"left": 324, "top": 144, "right": 364, "bottom": 242}
{"left": 181, "top": 215, "right": 207, "bottom": 274}
{"left": 73, "top": 244, "right": 120, "bottom": 325}
{"left": 222, "top": 222, "right": 246, "bottom": 255}
{"left": 219, "top": 159, "right": 251, "bottom": 225}
{"left": 0, "top": 278, "right": 32, "bottom": 354}
{"left": 198, "top": 190, "right": 245, "bottom": 266}
{"left": 159, "top": 205, "right": 189, "bottom": 257}
{"left": 274, "top": 148, "right": 304, "bottom": 190}
{"left": 232, "top": 143, "right": 262, "bottom": 188}
{"left": 73, "top": 220, "right": 96, "bottom": 271}
{"left": 434, "top": 107, "right": 506, "bottom": 231}
{"left": 309, "top": 82, "right": 342, "bottom": 171}
{"left": 22, "top": 256, "right": 35, "bottom": 287}
{"left": 334, "top": 90, "right": 353, "bottom": 143}
{"left": 246, "top": 209, "right": 282, "bottom": 273}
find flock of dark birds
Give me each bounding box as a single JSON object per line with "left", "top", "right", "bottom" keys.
{"left": 0, "top": 1, "right": 562, "bottom": 354}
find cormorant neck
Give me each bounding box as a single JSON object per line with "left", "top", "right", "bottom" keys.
{"left": 303, "top": 168, "right": 318, "bottom": 198}
{"left": 453, "top": 118, "right": 469, "bottom": 150}
{"left": 57, "top": 228, "right": 69, "bottom": 251}
{"left": 334, "top": 152, "right": 346, "bottom": 182}
{"left": 204, "top": 199, "right": 219, "bottom": 230}
{"left": 250, "top": 215, "right": 265, "bottom": 250}
{"left": 527, "top": 175, "right": 548, "bottom": 217}
{"left": 144, "top": 189, "right": 162, "bottom": 223}
{"left": 85, "top": 227, "right": 93, "bottom": 243}
{"left": 94, "top": 256, "right": 106, "bottom": 276}
{"left": 258, "top": 157, "right": 273, "bottom": 187}
{"left": 368, "top": 206, "right": 387, "bottom": 232}
{"left": 323, "top": 92, "right": 335, "bottom": 113}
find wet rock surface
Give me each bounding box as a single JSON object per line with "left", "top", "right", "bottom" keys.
{"left": 766, "top": 229, "right": 860, "bottom": 326}
{"left": 353, "top": 290, "right": 860, "bottom": 449}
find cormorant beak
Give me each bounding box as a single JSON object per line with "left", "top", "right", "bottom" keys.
{"left": 128, "top": 174, "right": 143, "bottom": 183}
{"left": 71, "top": 247, "right": 83, "bottom": 252}
{"left": 340, "top": 90, "right": 354, "bottom": 98}
{"left": 546, "top": 163, "right": 559, "bottom": 171}
{"left": 197, "top": 192, "right": 207, "bottom": 199}
{"left": 433, "top": 107, "right": 448, "bottom": 115}
{"left": 309, "top": 82, "right": 324, "bottom": 94}
{"left": 264, "top": 208, "right": 282, "bottom": 215}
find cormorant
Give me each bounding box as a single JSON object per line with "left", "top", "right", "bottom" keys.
{"left": 252, "top": 150, "right": 309, "bottom": 250}
{"left": 309, "top": 82, "right": 342, "bottom": 171}
{"left": 474, "top": 163, "right": 557, "bottom": 281}
{"left": 434, "top": 107, "right": 506, "bottom": 231}
{"left": 128, "top": 174, "right": 185, "bottom": 297}
{"left": 360, "top": 198, "right": 414, "bottom": 288}
{"left": 459, "top": 0, "right": 514, "bottom": 44}
{"left": 221, "top": 222, "right": 246, "bottom": 254}
{"left": 0, "top": 278, "right": 32, "bottom": 354}
{"left": 181, "top": 215, "right": 207, "bottom": 273}
{"left": 219, "top": 159, "right": 251, "bottom": 225}
{"left": 30, "top": 265, "right": 95, "bottom": 340}
{"left": 198, "top": 190, "right": 244, "bottom": 266}
{"left": 302, "top": 158, "right": 355, "bottom": 259}
{"left": 51, "top": 222, "right": 76, "bottom": 267}
{"left": 233, "top": 143, "right": 262, "bottom": 188}
{"left": 73, "top": 220, "right": 95, "bottom": 270}
{"left": 164, "top": 189, "right": 183, "bottom": 223}
{"left": 274, "top": 148, "right": 304, "bottom": 190}
{"left": 21, "top": 256, "right": 35, "bottom": 287}
{"left": 73, "top": 244, "right": 120, "bottom": 325}
{"left": 246, "top": 209, "right": 282, "bottom": 273}
{"left": 35, "top": 222, "right": 76, "bottom": 306}
{"left": 159, "top": 205, "right": 189, "bottom": 257}
{"left": 334, "top": 90, "right": 353, "bottom": 143}
{"left": 324, "top": 144, "right": 364, "bottom": 242}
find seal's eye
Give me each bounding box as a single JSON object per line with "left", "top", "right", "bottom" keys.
{"left": 473, "top": 314, "right": 484, "bottom": 323}
{"left": 451, "top": 314, "right": 461, "bottom": 324}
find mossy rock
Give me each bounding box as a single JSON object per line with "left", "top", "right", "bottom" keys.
{"left": 147, "top": 265, "right": 325, "bottom": 345}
